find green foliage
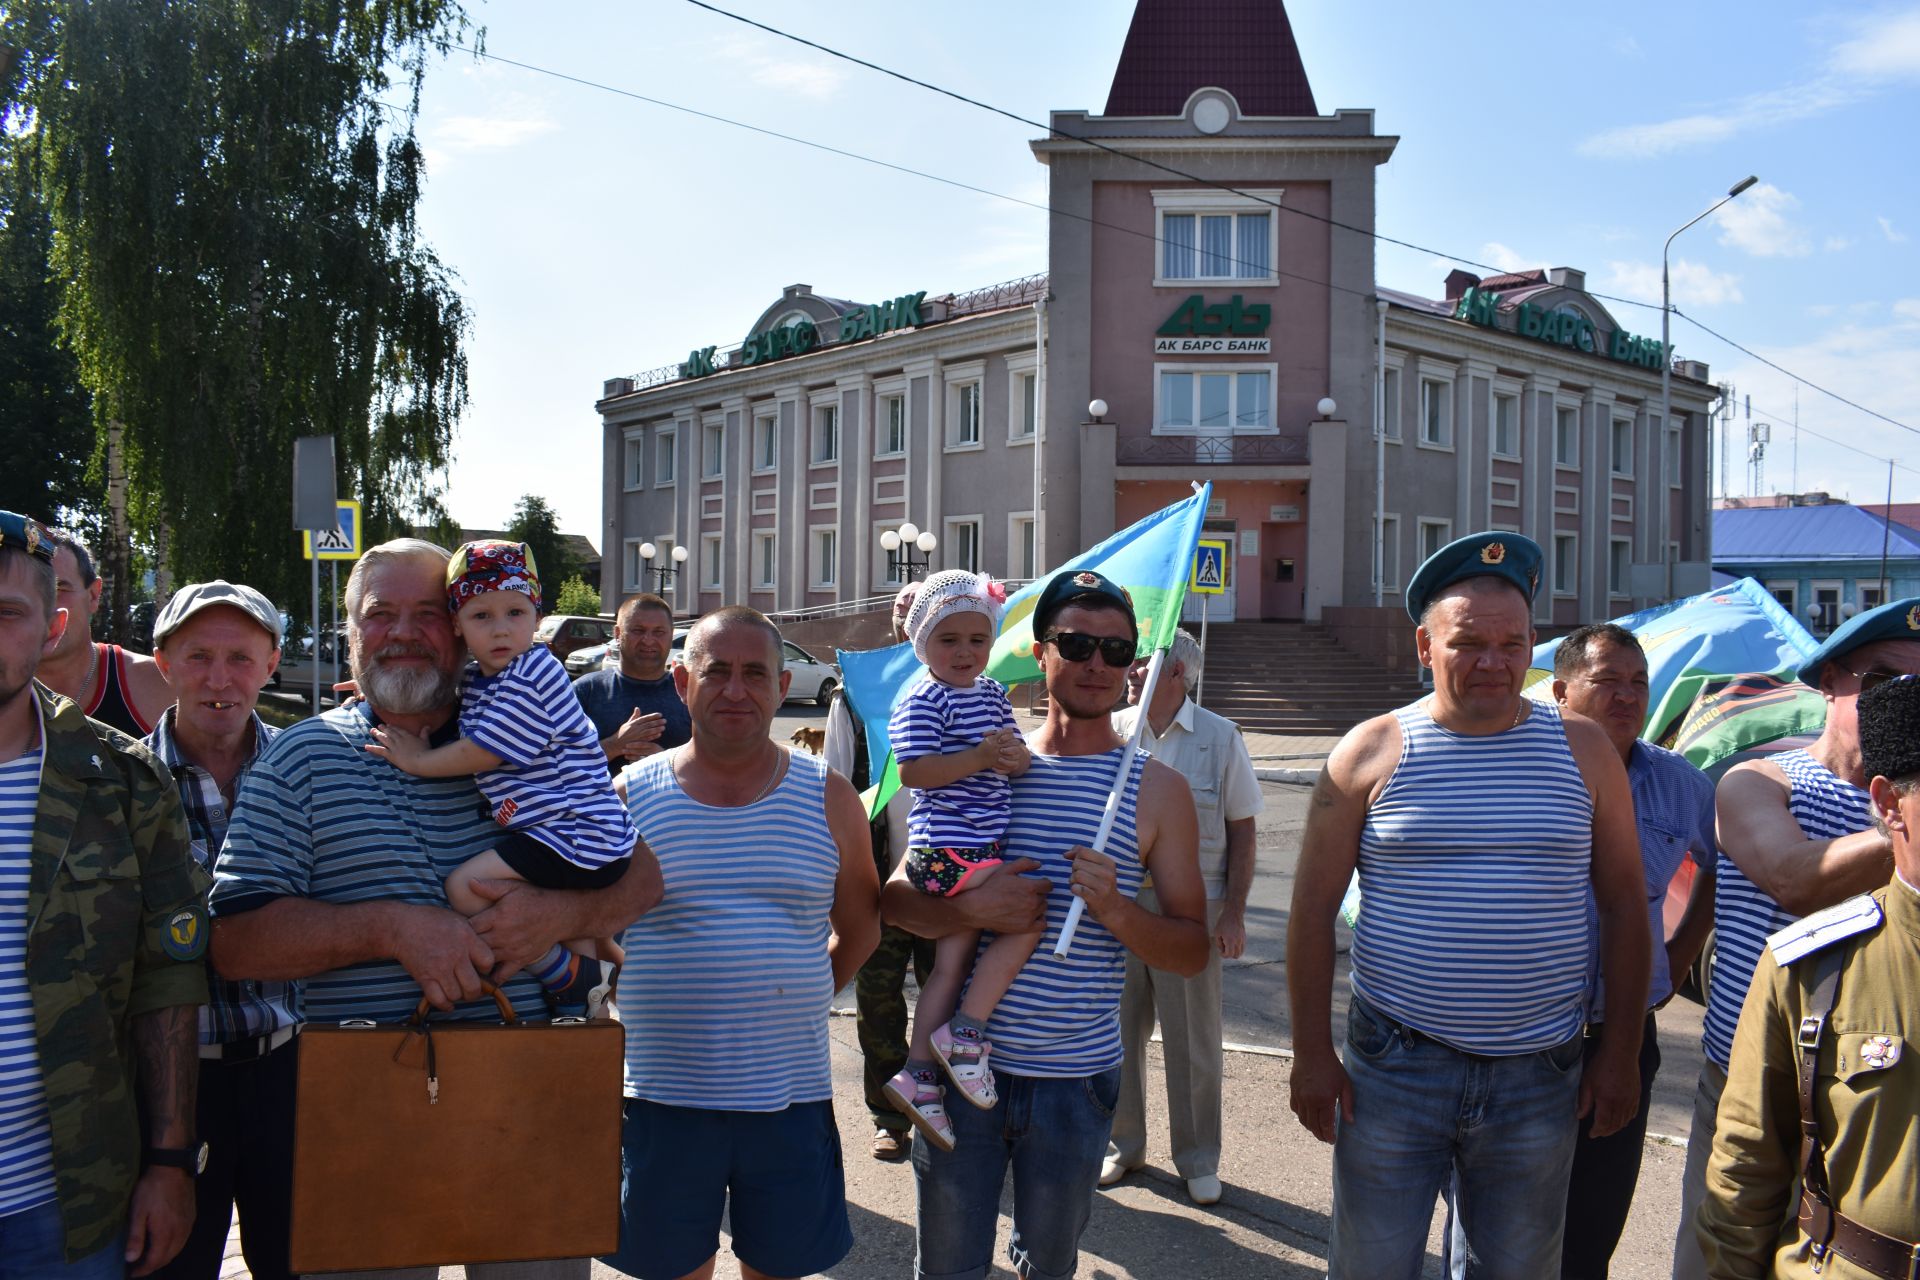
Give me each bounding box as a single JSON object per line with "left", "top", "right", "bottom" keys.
{"left": 5, "top": 0, "right": 476, "bottom": 614}
{"left": 506, "top": 494, "right": 578, "bottom": 613}
{"left": 553, "top": 575, "right": 602, "bottom": 619}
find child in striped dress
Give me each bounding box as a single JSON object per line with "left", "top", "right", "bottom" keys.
{"left": 882, "top": 570, "right": 1035, "bottom": 1150}
{"left": 366, "top": 540, "right": 636, "bottom": 1014}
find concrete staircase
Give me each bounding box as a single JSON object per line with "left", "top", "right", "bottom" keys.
{"left": 1191, "top": 621, "right": 1428, "bottom": 736}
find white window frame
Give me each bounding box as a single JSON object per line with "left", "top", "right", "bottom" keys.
{"left": 1419, "top": 378, "right": 1452, "bottom": 450}
{"left": 1810, "top": 578, "right": 1844, "bottom": 634}
{"left": 810, "top": 398, "right": 839, "bottom": 467}
{"left": 1380, "top": 363, "right": 1402, "bottom": 442}
{"left": 701, "top": 417, "right": 725, "bottom": 479}
{"left": 1492, "top": 391, "right": 1520, "bottom": 459}
{"left": 1005, "top": 352, "right": 1038, "bottom": 445}
{"left": 1152, "top": 188, "right": 1283, "bottom": 286}
{"left": 1378, "top": 513, "right": 1401, "bottom": 596}
{"left": 1609, "top": 537, "right": 1632, "bottom": 596}
{"left": 1152, "top": 362, "right": 1279, "bottom": 435}
{"left": 943, "top": 361, "right": 986, "bottom": 452}
{"left": 874, "top": 377, "right": 908, "bottom": 459}
{"left": 1553, "top": 533, "right": 1579, "bottom": 598}
{"left": 809, "top": 525, "right": 838, "bottom": 590}
{"left": 655, "top": 425, "right": 679, "bottom": 487}
{"left": 623, "top": 430, "right": 646, "bottom": 491}
{"left": 871, "top": 519, "right": 906, "bottom": 591}
{"left": 651, "top": 535, "right": 678, "bottom": 604}
{"left": 752, "top": 531, "right": 777, "bottom": 592}
{"left": 1859, "top": 580, "right": 1888, "bottom": 612}
{"left": 700, "top": 534, "right": 723, "bottom": 591}
{"left": 1007, "top": 510, "right": 1036, "bottom": 581}
{"left": 1416, "top": 517, "right": 1453, "bottom": 566}
{"left": 1554, "top": 404, "right": 1580, "bottom": 468}
{"left": 1610, "top": 417, "right": 1634, "bottom": 477}
{"left": 621, "top": 538, "right": 648, "bottom": 593}
{"left": 752, "top": 412, "right": 778, "bottom": 475}
{"left": 1765, "top": 580, "right": 1798, "bottom": 617}
{"left": 944, "top": 516, "right": 983, "bottom": 574}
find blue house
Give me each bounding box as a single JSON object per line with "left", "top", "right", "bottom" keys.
{"left": 1712, "top": 504, "right": 1920, "bottom": 636}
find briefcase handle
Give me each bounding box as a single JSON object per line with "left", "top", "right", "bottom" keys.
{"left": 408, "top": 981, "right": 518, "bottom": 1026}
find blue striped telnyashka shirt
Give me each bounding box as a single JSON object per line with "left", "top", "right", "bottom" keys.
{"left": 0, "top": 750, "right": 55, "bottom": 1216}
{"left": 975, "top": 748, "right": 1147, "bottom": 1077}
{"left": 460, "top": 647, "right": 637, "bottom": 871}
{"left": 1352, "top": 700, "right": 1594, "bottom": 1055}
{"left": 618, "top": 750, "right": 840, "bottom": 1110}
{"left": 891, "top": 675, "right": 1019, "bottom": 849}
{"left": 210, "top": 704, "right": 551, "bottom": 1024}
{"left": 1701, "top": 749, "right": 1871, "bottom": 1068}
{"left": 145, "top": 708, "right": 297, "bottom": 1045}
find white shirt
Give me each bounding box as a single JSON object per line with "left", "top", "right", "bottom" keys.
{"left": 1113, "top": 696, "right": 1264, "bottom": 899}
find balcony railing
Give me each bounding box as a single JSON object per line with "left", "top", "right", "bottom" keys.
{"left": 1114, "top": 433, "right": 1310, "bottom": 467}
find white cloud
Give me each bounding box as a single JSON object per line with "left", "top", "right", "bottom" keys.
{"left": 1714, "top": 183, "right": 1811, "bottom": 258}
{"left": 1611, "top": 35, "right": 1644, "bottom": 59}
{"left": 1880, "top": 216, "right": 1910, "bottom": 243}
{"left": 1600, "top": 259, "right": 1743, "bottom": 308}
{"left": 1894, "top": 298, "right": 1920, "bottom": 323}
{"left": 711, "top": 35, "right": 847, "bottom": 101}
{"left": 1828, "top": 8, "right": 1920, "bottom": 79}
{"left": 430, "top": 112, "right": 556, "bottom": 152}
{"left": 1480, "top": 242, "right": 1546, "bottom": 273}
{"left": 1824, "top": 235, "right": 1853, "bottom": 252}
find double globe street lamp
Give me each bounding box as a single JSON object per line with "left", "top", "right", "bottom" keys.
{"left": 880, "top": 521, "right": 939, "bottom": 582}
{"left": 637, "top": 541, "right": 689, "bottom": 599}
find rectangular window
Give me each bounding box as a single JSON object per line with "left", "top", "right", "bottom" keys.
{"left": 1767, "top": 581, "right": 1797, "bottom": 616}
{"left": 880, "top": 395, "right": 907, "bottom": 455}
{"left": 1611, "top": 419, "right": 1634, "bottom": 475}
{"left": 1554, "top": 534, "right": 1579, "bottom": 597}
{"left": 655, "top": 428, "right": 677, "bottom": 485}
{"left": 1015, "top": 373, "right": 1037, "bottom": 439}
{"left": 1010, "top": 514, "right": 1036, "bottom": 580}
{"left": 1418, "top": 518, "right": 1452, "bottom": 564}
{"left": 1156, "top": 368, "right": 1273, "bottom": 433}
{"left": 1493, "top": 394, "right": 1518, "bottom": 458}
{"left": 947, "top": 519, "right": 981, "bottom": 574}
{"left": 1421, "top": 380, "right": 1450, "bottom": 447}
{"left": 1555, "top": 407, "right": 1578, "bottom": 466}
{"left": 954, "top": 383, "right": 982, "bottom": 446}
{"left": 811, "top": 528, "right": 837, "bottom": 589}
{"left": 1381, "top": 368, "right": 1401, "bottom": 440}
{"left": 1666, "top": 429, "right": 1683, "bottom": 487}
{"left": 624, "top": 437, "right": 644, "bottom": 489}
{"left": 1609, "top": 539, "right": 1631, "bottom": 595}
{"left": 753, "top": 415, "right": 777, "bottom": 472}
{"left": 1861, "top": 583, "right": 1886, "bottom": 611}
{"left": 811, "top": 405, "right": 838, "bottom": 464}
{"left": 1379, "top": 515, "right": 1400, "bottom": 593}
{"left": 1160, "top": 210, "right": 1272, "bottom": 280}
{"left": 701, "top": 421, "right": 724, "bottom": 479}
{"left": 753, "top": 533, "right": 777, "bottom": 590}
{"left": 622, "top": 539, "right": 646, "bottom": 592}
{"left": 700, "top": 535, "right": 723, "bottom": 591}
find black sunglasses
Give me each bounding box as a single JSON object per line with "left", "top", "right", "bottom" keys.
{"left": 1044, "top": 629, "right": 1138, "bottom": 668}
{"left": 1855, "top": 670, "right": 1918, "bottom": 695}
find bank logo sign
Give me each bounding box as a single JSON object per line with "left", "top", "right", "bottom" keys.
{"left": 1454, "top": 287, "right": 1671, "bottom": 370}
{"left": 678, "top": 291, "right": 929, "bottom": 380}
{"left": 1154, "top": 294, "right": 1272, "bottom": 354}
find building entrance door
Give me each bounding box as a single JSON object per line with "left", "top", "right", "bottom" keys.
{"left": 1184, "top": 519, "right": 1236, "bottom": 623}
{"left": 1260, "top": 521, "right": 1306, "bottom": 620}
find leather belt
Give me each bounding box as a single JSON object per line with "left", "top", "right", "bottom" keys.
{"left": 200, "top": 1024, "right": 297, "bottom": 1062}
{"left": 1799, "top": 1192, "right": 1920, "bottom": 1280}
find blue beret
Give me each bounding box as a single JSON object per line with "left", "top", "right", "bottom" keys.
{"left": 1034, "top": 568, "right": 1138, "bottom": 641}
{"left": 1797, "top": 596, "right": 1920, "bottom": 687}
{"left": 1405, "top": 531, "right": 1543, "bottom": 622}
{"left": 0, "top": 510, "right": 54, "bottom": 564}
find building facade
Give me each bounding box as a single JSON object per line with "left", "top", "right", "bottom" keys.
{"left": 1712, "top": 501, "right": 1920, "bottom": 635}
{"left": 596, "top": 0, "right": 1718, "bottom": 628}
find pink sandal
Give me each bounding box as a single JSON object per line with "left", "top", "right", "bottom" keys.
{"left": 932, "top": 1022, "right": 998, "bottom": 1109}
{"left": 883, "top": 1068, "right": 955, "bottom": 1151}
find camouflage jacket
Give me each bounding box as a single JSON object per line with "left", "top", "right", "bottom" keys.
{"left": 25, "top": 682, "right": 211, "bottom": 1260}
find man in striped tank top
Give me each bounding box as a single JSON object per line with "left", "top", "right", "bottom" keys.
{"left": 1288, "top": 532, "right": 1651, "bottom": 1280}
{"left": 605, "top": 607, "right": 879, "bottom": 1280}
{"left": 882, "top": 570, "right": 1208, "bottom": 1280}
{"left": 1672, "top": 596, "right": 1920, "bottom": 1280}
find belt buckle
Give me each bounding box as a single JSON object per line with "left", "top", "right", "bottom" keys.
{"left": 1797, "top": 1014, "right": 1824, "bottom": 1052}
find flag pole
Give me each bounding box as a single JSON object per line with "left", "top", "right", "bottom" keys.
{"left": 1053, "top": 644, "right": 1167, "bottom": 958}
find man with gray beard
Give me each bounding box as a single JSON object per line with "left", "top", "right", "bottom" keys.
{"left": 208, "top": 539, "right": 662, "bottom": 1280}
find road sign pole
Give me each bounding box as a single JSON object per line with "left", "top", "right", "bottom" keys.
{"left": 1197, "top": 592, "right": 1208, "bottom": 707}
{"left": 330, "top": 561, "right": 339, "bottom": 705}
{"left": 310, "top": 555, "right": 320, "bottom": 711}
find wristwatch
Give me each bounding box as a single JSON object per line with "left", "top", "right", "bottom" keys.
{"left": 144, "top": 1141, "right": 209, "bottom": 1176}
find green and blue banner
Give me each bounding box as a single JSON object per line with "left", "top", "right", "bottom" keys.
{"left": 839, "top": 485, "right": 1213, "bottom": 816}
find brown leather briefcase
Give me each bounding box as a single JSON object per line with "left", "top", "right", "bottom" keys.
{"left": 289, "top": 985, "right": 624, "bottom": 1273}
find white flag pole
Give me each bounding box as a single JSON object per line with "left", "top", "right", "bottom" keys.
{"left": 1052, "top": 644, "right": 1168, "bottom": 959}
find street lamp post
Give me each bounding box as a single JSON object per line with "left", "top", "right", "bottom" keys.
{"left": 654, "top": 543, "right": 689, "bottom": 600}
{"left": 1662, "top": 176, "right": 1757, "bottom": 591}
{"left": 879, "top": 521, "right": 939, "bottom": 582}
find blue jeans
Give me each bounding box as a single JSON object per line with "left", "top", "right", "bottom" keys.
{"left": 1330, "top": 991, "right": 1584, "bottom": 1280}
{"left": 911, "top": 1066, "right": 1121, "bottom": 1280}
{"left": 0, "top": 1200, "right": 126, "bottom": 1280}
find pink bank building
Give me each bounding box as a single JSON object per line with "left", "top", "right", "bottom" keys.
{"left": 596, "top": 0, "right": 1717, "bottom": 634}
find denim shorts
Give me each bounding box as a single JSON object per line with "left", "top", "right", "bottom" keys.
{"left": 0, "top": 1199, "right": 125, "bottom": 1280}
{"left": 600, "top": 1097, "right": 851, "bottom": 1280}
{"left": 912, "top": 1065, "right": 1121, "bottom": 1280}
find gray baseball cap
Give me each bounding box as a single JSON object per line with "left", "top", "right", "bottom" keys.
{"left": 152, "top": 580, "right": 284, "bottom": 648}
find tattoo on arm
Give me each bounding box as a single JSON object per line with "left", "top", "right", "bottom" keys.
{"left": 133, "top": 1006, "right": 199, "bottom": 1147}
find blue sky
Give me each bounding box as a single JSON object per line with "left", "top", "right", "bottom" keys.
{"left": 407, "top": 1, "right": 1920, "bottom": 543}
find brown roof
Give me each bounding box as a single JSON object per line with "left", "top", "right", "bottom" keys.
{"left": 1475, "top": 270, "right": 1549, "bottom": 291}
{"left": 1104, "top": 0, "right": 1318, "bottom": 119}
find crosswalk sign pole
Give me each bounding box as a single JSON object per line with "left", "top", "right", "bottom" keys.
{"left": 1198, "top": 592, "right": 1208, "bottom": 707}
{"left": 310, "top": 556, "right": 320, "bottom": 710}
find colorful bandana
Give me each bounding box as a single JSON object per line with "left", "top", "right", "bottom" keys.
{"left": 446, "top": 540, "right": 541, "bottom": 612}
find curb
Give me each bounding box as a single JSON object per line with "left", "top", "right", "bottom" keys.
{"left": 1255, "top": 767, "right": 1319, "bottom": 784}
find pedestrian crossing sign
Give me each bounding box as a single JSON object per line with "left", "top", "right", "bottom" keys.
{"left": 1191, "top": 539, "right": 1228, "bottom": 594}
{"left": 302, "top": 500, "right": 362, "bottom": 561}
